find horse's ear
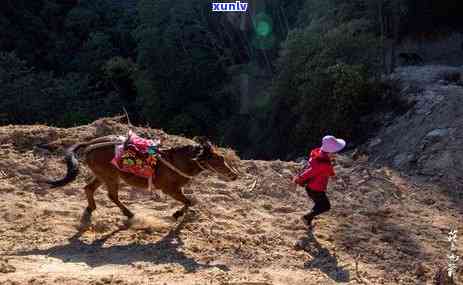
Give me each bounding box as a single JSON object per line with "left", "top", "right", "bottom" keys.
{"left": 193, "top": 136, "right": 207, "bottom": 144}
{"left": 193, "top": 136, "right": 212, "bottom": 151}
{"left": 193, "top": 136, "right": 213, "bottom": 160}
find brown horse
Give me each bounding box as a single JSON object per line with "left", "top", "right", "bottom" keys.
{"left": 45, "top": 135, "right": 239, "bottom": 226}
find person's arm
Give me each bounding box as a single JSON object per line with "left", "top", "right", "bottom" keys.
{"left": 294, "top": 164, "right": 321, "bottom": 186}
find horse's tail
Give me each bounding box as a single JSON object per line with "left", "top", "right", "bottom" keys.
{"left": 44, "top": 136, "right": 123, "bottom": 188}
{"left": 46, "top": 142, "right": 88, "bottom": 188}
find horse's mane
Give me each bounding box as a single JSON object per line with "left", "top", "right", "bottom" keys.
{"left": 163, "top": 144, "right": 202, "bottom": 158}
{"left": 163, "top": 144, "right": 240, "bottom": 164}
{"left": 215, "top": 147, "right": 240, "bottom": 164}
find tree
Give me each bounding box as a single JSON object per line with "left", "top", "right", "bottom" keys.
{"left": 135, "top": 0, "right": 235, "bottom": 136}
{"left": 264, "top": 17, "right": 381, "bottom": 158}
{"left": 0, "top": 52, "right": 61, "bottom": 124}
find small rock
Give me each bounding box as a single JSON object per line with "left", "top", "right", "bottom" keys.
{"left": 393, "top": 153, "right": 411, "bottom": 168}
{"left": 414, "top": 262, "right": 428, "bottom": 278}
{"left": 423, "top": 198, "right": 436, "bottom": 205}
{"left": 0, "top": 260, "right": 16, "bottom": 274}
{"left": 426, "top": 128, "right": 450, "bottom": 138}
{"left": 38, "top": 226, "right": 48, "bottom": 232}
{"left": 369, "top": 138, "right": 382, "bottom": 148}
{"left": 100, "top": 277, "right": 112, "bottom": 284}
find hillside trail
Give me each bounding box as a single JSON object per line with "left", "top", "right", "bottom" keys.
{"left": 0, "top": 118, "right": 461, "bottom": 285}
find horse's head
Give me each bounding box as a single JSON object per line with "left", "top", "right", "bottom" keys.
{"left": 193, "top": 136, "right": 239, "bottom": 181}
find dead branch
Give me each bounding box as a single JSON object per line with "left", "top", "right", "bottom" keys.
{"left": 248, "top": 178, "right": 258, "bottom": 192}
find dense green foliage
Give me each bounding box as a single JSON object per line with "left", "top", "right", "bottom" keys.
{"left": 0, "top": 0, "right": 137, "bottom": 126}
{"left": 134, "top": 0, "right": 236, "bottom": 136}
{"left": 261, "top": 2, "right": 383, "bottom": 158}
{"left": 1, "top": 0, "right": 460, "bottom": 158}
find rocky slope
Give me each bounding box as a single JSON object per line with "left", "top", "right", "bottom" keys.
{"left": 365, "top": 65, "right": 463, "bottom": 192}
{"left": 0, "top": 117, "right": 462, "bottom": 284}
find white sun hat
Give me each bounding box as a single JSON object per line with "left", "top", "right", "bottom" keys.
{"left": 320, "top": 135, "right": 346, "bottom": 153}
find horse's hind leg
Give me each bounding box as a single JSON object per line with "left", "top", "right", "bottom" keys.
{"left": 80, "top": 177, "right": 102, "bottom": 228}
{"left": 85, "top": 177, "right": 102, "bottom": 213}
{"left": 105, "top": 178, "right": 135, "bottom": 219}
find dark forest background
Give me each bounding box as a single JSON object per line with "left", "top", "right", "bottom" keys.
{"left": 1, "top": 0, "right": 463, "bottom": 159}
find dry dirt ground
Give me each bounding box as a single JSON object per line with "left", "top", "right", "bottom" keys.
{"left": 0, "top": 118, "right": 462, "bottom": 285}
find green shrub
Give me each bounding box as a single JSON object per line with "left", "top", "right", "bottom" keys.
{"left": 266, "top": 22, "right": 382, "bottom": 158}
{"left": 0, "top": 52, "right": 62, "bottom": 125}
{"left": 103, "top": 57, "right": 137, "bottom": 82}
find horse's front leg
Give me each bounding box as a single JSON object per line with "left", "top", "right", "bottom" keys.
{"left": 161, "top": 186, "right": 193, "bottom": 220}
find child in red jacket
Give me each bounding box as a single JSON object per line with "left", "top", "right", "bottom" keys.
{"left": 293, "top": 135, "right": 346, "bottom": 227}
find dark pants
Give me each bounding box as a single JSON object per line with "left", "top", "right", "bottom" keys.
{"left": 305, "top": 188, "right": 331, "bottom": 217}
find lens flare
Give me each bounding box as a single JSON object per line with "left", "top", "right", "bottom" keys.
{"left": 254, "top": 13, "right": 272, "bottom": 37}
{"left": 252, "top": 12, "right": 274, "bottom": 49}
{"left": 256, "top": 20, "right": 271, "bottom": 37}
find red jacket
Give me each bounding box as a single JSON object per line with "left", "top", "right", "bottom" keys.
{"left": 294, "top": 148, "right": 334, "bottom": 192}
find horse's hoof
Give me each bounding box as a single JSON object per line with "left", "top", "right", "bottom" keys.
{"left": 122, "top": 217, "right": 134, "bottom": 228}
{"left": 189, "top": 196, "right": 199, "bottom": 206}
{"left": 186, "top": 208, "right": 199, "bottom": 216}
{"left": 75, "top": 223, "right": 93, "bottom": 233}
{"left": 77, "top": 212, "right": 92, "bottom": 230}
{"left": 172, "top": 210, "right": 184, "bottom": 220}
{"left": 183, "top": 208, "right": 199, "bottom": 222}
{"left": 162, "top": 215, "right": 176, "bottom": 223}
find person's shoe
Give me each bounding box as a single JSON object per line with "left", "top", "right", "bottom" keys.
{"left": 294, "top": 239, "right": 305, "bottom": 250}
{"left": 302, "top": 213, "right": 314, "bottom": 227}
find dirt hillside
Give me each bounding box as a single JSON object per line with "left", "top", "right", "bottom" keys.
{"left": 0, "top": 117, "right": 462, "bottom": 285}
